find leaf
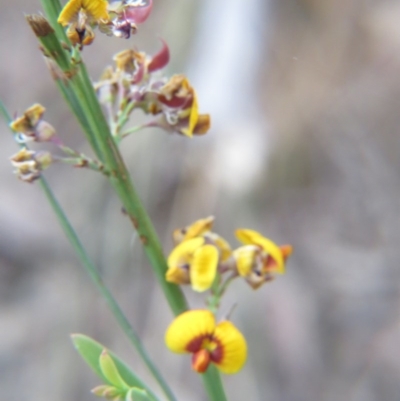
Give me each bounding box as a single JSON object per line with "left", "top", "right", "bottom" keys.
{"left": 99, "top": 350, "right": 130, "bottom": 390}
{"left": 125, "top": 388, "right": 154, "bottom": 401}
{"left": 71, "top": 334, "right": 159, "bottom": 401}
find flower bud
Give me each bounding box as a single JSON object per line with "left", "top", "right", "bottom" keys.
{"left": 10, "top": 148, "right": 52, "bottom": 183}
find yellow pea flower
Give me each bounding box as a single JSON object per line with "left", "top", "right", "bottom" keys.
{"left": 58, "top": 0, "right": 109, "bottom": 46}
{"left": 233, "top": 229, "right": 293, "bottom": 289}
{"left": 165, "top": 310, "right": 247, "bottom": 374}
{"left": 166, "top": 238, "right": 219, "bottom": 292}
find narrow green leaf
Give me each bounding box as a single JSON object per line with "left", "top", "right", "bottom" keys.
{"left": 126, "top": 388, "right": 154, "bottom": 401}
{"left": 99, "top": 350, "right": 130, "bottom": 390}
{"left": 71, "top": 334, "right": 159, "bottom": 401}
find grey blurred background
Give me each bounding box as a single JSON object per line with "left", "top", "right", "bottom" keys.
{"left": 1, "top": 0, "right": 400, "bottom": 400}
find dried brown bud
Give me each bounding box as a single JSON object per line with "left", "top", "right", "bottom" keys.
{"left": 26, "top": 14, "right": 55, "bottom": 38}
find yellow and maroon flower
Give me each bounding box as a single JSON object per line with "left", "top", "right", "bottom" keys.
{"left": 10, "top": 103, "right": 56, "bottom": 143}
{"left": 233, "top": 229, "right": 293, "bottom": 289}
{"left": 144, "top": 74, "right": 211, "bottom": 137}
{"left": 166, "top": 237, "right": 219, "bottom": 292}
{"left": 58, "top": 0, "right": 109, "bottom": 46}
{"left": 166, "top": 218, "right": 232, "bottom": 291}
{"left": 165, "top": 310, "right": 247, "bottom": 374}
{"left": 113, "top": 40, "right": 169, "bottom": 83}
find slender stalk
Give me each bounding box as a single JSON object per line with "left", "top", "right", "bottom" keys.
{"left": 38, "top": 179, "right": 177, "bottom": 401}
{"left": 0, "top": 100, "right": 177, "bottom": 401}
{"left": 202, "top": 365, "right": 228, "bottom": 401}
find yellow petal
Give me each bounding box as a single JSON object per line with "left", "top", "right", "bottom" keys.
{"left": 58, "top": 0, "right": 82, "bottom": 26}
{"left": 233, "top": 245, "right": 259, "bottom": 276}
{"left": 24, "top": 104, "right": 46, "bottom": 126}
{"left": 82, "top": 0, "right": 109, "bottom": 21}
{"left": 58, "top": 0, "right": 109, "bottom": 26}
{"left": 193, "top": 114, "right": 211, "bottom": 136}
{"left": 190, "top": 245, "right": 219, "bottom": 292}
{"left": 188, "top": 91, "right": 199, "bottom": 137}
{"left": 181, "top": 92, "right": 199, "bottom": 138}
{"left": 212, "top": 321, "right": 247, "bottom": 374}
{"left": 10, "top": 103, "right": 45, "bottom": 133}
{"left": 173, "top": 216, "right": 214, "bottom": 244}
{"left": 167, "top": 237, "right": 204, "bottom": 267}
{"left": 167, "top": 237, "right": 205, "bottom": 268}
{"left": 165, "top": 310, "right": 215, "bottom": 353}
{"left": 205, "top": 232, "right": 232, "bottom": 262}
{"left": 235, "top": 229, "right": 284, "bottom": 274}
{"left": 10, "top": 115, "right": 32, "bottom": 133}
{"left": 165, "top": 265, "right": 189, "bottom": 285}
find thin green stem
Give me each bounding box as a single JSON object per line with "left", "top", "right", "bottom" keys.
{"left": 120, "top": 124, "right": 149, "bottom": 141}
{"left": 202, "top": 365, "right": 228, "bottom": 401}
{"left": 38, "top": 179, "right": 177, "bottom": 401}
{"left": 1, "top": 100, "right": 176, "bottom": 401}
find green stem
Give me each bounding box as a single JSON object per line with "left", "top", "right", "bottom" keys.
{"left": 38, "top": 179, "right": 177, "bottom": 401}
{"left": 120, "top": 124, "right": 149, "bottom": 141}
{"left": 202, "top": 365, "right": 228, "bottom": 401}
{"left": 1, "top": 101, "right": 176, "bottom": 401}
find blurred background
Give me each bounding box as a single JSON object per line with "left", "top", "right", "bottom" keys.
{"left": 1, "top": 0, "right": 400, "bottom": 400}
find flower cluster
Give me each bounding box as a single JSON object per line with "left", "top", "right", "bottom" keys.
{"left": 58, "top": 0, "right": 153, "bottom": 47}
{"left": 164, "top": 217, "right": 292, "bottom": 374}
{"left": 95, "top": 44, "right": 210, "bottom": 138}
{"left": 166, "top": 216, "right": 292, "bottom": 292}
{"left": 8, "top": 103, "right": 112, "bottom": 182}
{"left": 8, "top": 104, "right": 57, "bottom": 182}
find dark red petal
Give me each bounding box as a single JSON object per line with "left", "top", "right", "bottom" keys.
{"left": 148, "top": 39, "right": 170, "bottom": 72}
{"left": 132, "top": 61, "right": 145, "bottom": 84}
{"left": 125, "top": 0, "right": 153, "bottom": 24}
{"left": 158, "top": 95, "right": 192, "bottom": 109}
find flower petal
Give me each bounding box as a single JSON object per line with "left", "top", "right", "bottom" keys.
{"left": 173, "top": 216, "right": 214, "bottom": 244}
{"left": 212, "top": 321, "right": 247, "bottom": 374}
{"left": 233, "top": 245, "right": 259, "bottom": 276}
{"left": 280, "top": 245, "right": 293, "bottom": 260}
{"left": 235, "top": 229, "right": 284, "bottom": 274}
{"left": 167, "top": 237, "right": 205, "bottom": 268}
{"left": 165, "top": 265, "right": 189, "bottom": 285}
{"left": 205, "top": 232, "right": 232, "bottom": 262}
{"left": 193, "top": 114, "right": 211, "bottom": 135}
{"left": 58, "top": 0, "right": 82, "bottom": 26}
{"left": 125, "top": 0, "right": 153, "bottom": 24}
{"left": 165, "top": 310, "right": 215, "bottom": 353}
{"left": 180, "top": 92, "right": 199, "bottom": 138}
{"left": 190, "top": 245, "right": 219, "bottom": 292}
{"left": 82, "top": 0, "right": 109, "bottom": 21}
{"left": 148, "top": 39, "right": 170, "bottom": 72}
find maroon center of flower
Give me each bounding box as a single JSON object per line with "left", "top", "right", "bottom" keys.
{"left": 186, "top": 334, "right": 210, "bottom": 353}
{"left": 186, "top": 334, "right": 224, "bottom": 364}
{"left": 209, "top": 336, "right": 224, "bottom": 364}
